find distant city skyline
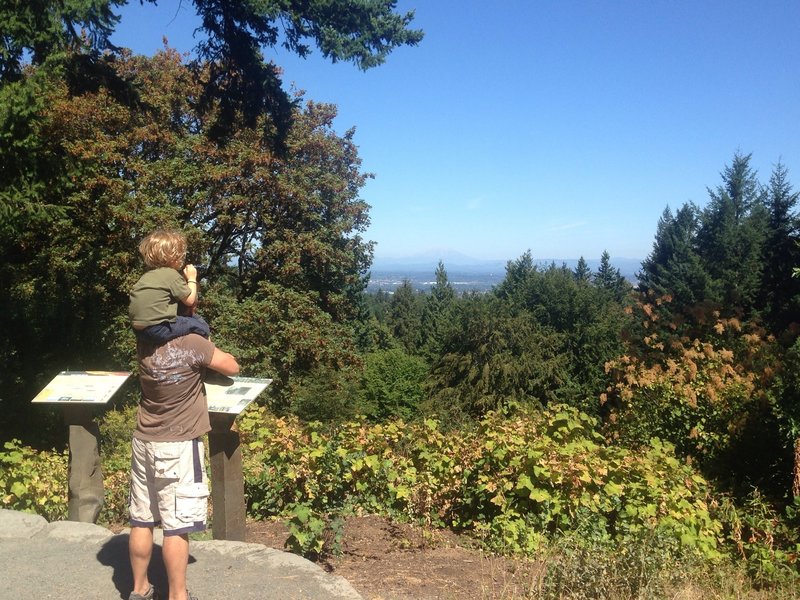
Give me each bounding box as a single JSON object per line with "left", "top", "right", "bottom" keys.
{"left": 113, "top": 1, "right": 800, "bottom": 261}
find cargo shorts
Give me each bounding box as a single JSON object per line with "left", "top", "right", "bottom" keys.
{"left": 129, "top": 437, "right": 209, "bottom": 536}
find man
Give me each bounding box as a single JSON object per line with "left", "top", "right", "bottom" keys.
{"left": 128, "top": 332, "right": 240, "bottom": 600}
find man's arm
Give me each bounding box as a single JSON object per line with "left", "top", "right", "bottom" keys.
{"left": 208, "top": 348, "right": 240, "bottom": 376}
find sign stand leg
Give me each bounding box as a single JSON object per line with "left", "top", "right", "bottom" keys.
{"left": 63, "top": 406, "right": 103, "bottom": 523}
{"left": 208, "top": 413, "right": 246, "bottom": 541}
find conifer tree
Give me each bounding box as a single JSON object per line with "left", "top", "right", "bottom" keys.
{"left": 495, "top": 250, "right": 535, "bottom": 303}
{"left": 593, "top": 250, "right": 629, "bottom": 300}
{"left": 638, "top": 204, "right": 712, "bottom": 310}
{"left": 574, "top": 256, "right": 592, "bottom": 283}
{"left": 0, "top": 1, "right": 423, "bottom": 145}
{"left": 388, "top": 280, "right": 423, "bottom": 354}
{"left": 696, "top": 152, "right": 768, "bottom": 313}
{"left": 760, "top": 162, "right": 800, "bottom": 330}
{"left": 420, "top": 260, "right": 456, "bottom": 361}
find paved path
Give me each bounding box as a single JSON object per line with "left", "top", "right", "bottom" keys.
{"left": 0, "top": 509, "right": 362, "bottom": 600}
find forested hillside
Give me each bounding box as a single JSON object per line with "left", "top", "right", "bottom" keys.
{"left": 2, "top": 2, "right": 800, "bottom": 597}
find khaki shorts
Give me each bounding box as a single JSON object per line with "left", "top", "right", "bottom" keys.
{"left": 129, "top": 437, "right": 209, "bottom": 536}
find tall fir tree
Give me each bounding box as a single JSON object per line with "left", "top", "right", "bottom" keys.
{"left": 574, "top": 256, "right": 592, "bottom": 283}
{"left": 760, "top": 162, "right": 800, "bottom": 331}
{"left": 593, "top": 250, "right": 629, "bottom": 300}
{"left": 696, "top": 152, "right": 768, "bottom": 313}
{"left": 388, "top": 279, "right": 423, "bottom": 354}
{"left": 638, "top": 204, "right": 712, "bottom": 310}
{"left": 420, "top": 260, "right": 456, "bottom": 361}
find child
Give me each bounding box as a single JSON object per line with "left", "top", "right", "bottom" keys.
{"left": 129, "top": 229, "right": 210, "bottom": 345}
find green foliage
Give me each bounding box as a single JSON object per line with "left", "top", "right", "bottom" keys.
{"left": 697, "top": 152, "right": 768, "bottom": 314}
{"left": 205, "top": 282, "right": 362, "bottom": 408}
{"left": 357, "top": 348, "right": 428, "bottom": 421}
{"left": 419, "top": 260, "right": 456, "bottom": 361}
{"left": 638, "top": 203, "right": 713, "bottom": 323}
{"left": 239, "top": 405, "right": 724, "bottom": 563}
{"left": 535, "top": 528, "right": 706, "bottom": 600}
{"left": 96, "top": 407, "right": 135, "bottom": 525}
{"left": 0, "top": 0, "right": 130, "bottom": 80}
{"left": 718, "top": 491, "right": 800, "bottom": 587}
{"left": 1, "top": 1, "right": 422, "bottom": 144}
{"left": 289, "top": 364, "right": 362, "bottom": 422}
{"left": 774, "top": 337, "right": 800, "bottom": 442}
{"left": 464, "top": 410, "right": 722, "bottom": 560}
{"left": 602, "top": 304, "right": 793, "bottom": 496}
{"left": 426, "top": 259, "right": 630, "bottom": 419}
{"left": 0, "top": 440, "right": 68, "bottom": 521}
{"left": 3, "top": 404, "right": 798, "bottom": 588}
{"left": 283, "top": 502, "right": 343, "bottom": 558}
{"left": 760, "top": 162, "right": 800, "bottom": 331}
{"left": 594, "top": 249, "right": 630, "bottom": 300}
{"left": 0, "top": 49, "right": 373, "bottom": 431}
{"left": 427, "top": 295, "right": 569, "bottom": 419}
{"left": 386, "top": 280, "right": 424, "bottom": 353}
{"left": 193, "top": 0, "right": 423, "bottom": 141}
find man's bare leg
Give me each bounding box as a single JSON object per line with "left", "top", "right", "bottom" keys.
{"left": 129, "top": 526, "right": 154, "bottom": 595}
{"left": 163, "top": 533, "right": 190, "bottom": 600}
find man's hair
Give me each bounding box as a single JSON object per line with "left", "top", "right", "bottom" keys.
{"left": 138, "top": 230, "right": 187, "bottom": 269}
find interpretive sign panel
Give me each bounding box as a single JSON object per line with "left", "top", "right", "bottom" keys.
{"left": 205, "top": 376, "right": 272, "bottom": 414}
{"left": 32, "top": 371, "right": 132, "bottom": 405}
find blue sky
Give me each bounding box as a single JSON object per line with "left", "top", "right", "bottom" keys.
{"left": 112, "top": 1, "right": 800, "bottom": 262}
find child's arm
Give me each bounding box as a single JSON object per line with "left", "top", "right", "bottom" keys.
{"left": 181, "top": 264, "right": 199, "bottom": 307}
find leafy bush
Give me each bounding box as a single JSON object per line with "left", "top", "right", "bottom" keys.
{"left": 0, "top": 439, "right": 68, "bottom": 521}
{"left": 604, "top": 307, "right": 780, "bottom": 479}
{"left": 97, "top": 405, "right": 137, "bottom": 525}
{"left": 717, "top": 491, "right": 800, "bottom": 586}
{"left": 283, "top": 502, "right": 343, "bottom": 558}
{"left": 534, "top": 528, "right": 703, "bottom": 600}
{"left": 239, "top": 404, "right": 723, "bottom": 562}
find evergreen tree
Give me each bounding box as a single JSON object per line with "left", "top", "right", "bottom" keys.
{"left": 574, "top": 256, "right": 592, "bottom": 283}
{"left": 388, "top": 280, "right": 423, "bottom": 354}
{"left": 638, "top": 204, "right": 712, "bottom": 310}
{"left": 696, "top": 152, "right": 768, "bottom": 313}
{"left": 0, "top": 0, "right": 128, "bottom": 81}
{"left": 420, "top": 260, "right": 456, "bottom": 361}
{"left": 495, "top": 250, "right": 535, "bottom": 303}
{"left": 426, "top": 295, "right": 569, "bottom": 419}
{"left": 593, "top": 250, "right": 629, "bottom": 300}
{"left": 760, "top": 162, "right": 800, "bottom": 330}
{"left": 487, "top": 257, "right": 630, "bottom": 414}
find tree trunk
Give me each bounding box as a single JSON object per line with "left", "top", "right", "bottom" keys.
{"left": 794, "top": 437, "right": 800, "bottom": 499}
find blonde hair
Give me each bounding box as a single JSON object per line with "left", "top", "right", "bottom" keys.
{"left": 138, "top": 230, "right": 187, "bottom": 269}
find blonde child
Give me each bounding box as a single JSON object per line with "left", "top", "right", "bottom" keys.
{"left": 129, "top": 230, "right": 210, "bottom": 345}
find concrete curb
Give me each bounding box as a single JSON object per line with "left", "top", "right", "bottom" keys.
{"left": 0, "top": 509, "right": 362, "bottom": 599}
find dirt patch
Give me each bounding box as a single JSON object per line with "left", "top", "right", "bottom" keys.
{"left": 245, "top": 514, "right": 541, "bottom": 600}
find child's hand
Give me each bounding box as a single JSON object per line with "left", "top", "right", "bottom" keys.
{"left": 183, "top": 264, "right": 198, "bottom": 281}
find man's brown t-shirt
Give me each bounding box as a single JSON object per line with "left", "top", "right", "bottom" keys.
{"left": 134, "top": 334, "right": 215, "bottom": 442}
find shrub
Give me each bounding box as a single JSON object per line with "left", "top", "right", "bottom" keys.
{"left": 0, "top": 439, "right": 68, "bottom": 521}
{"left": 239, "top": 404, "right": 723, "bottom": 563}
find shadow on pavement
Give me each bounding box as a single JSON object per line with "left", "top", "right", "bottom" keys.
{"left": 97, "top": 534, "right": 198, "bottom": 599}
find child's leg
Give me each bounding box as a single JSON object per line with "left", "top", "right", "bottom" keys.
{"left": 172, "top": 315, "right": 210, "bottom": 338}
{"left": 136, "top": 323, "right": 180, "bottom": 345}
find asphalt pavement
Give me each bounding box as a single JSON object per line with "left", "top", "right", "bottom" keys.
{"left": 0, "top": 509, "right": 363, "bottom": 600}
